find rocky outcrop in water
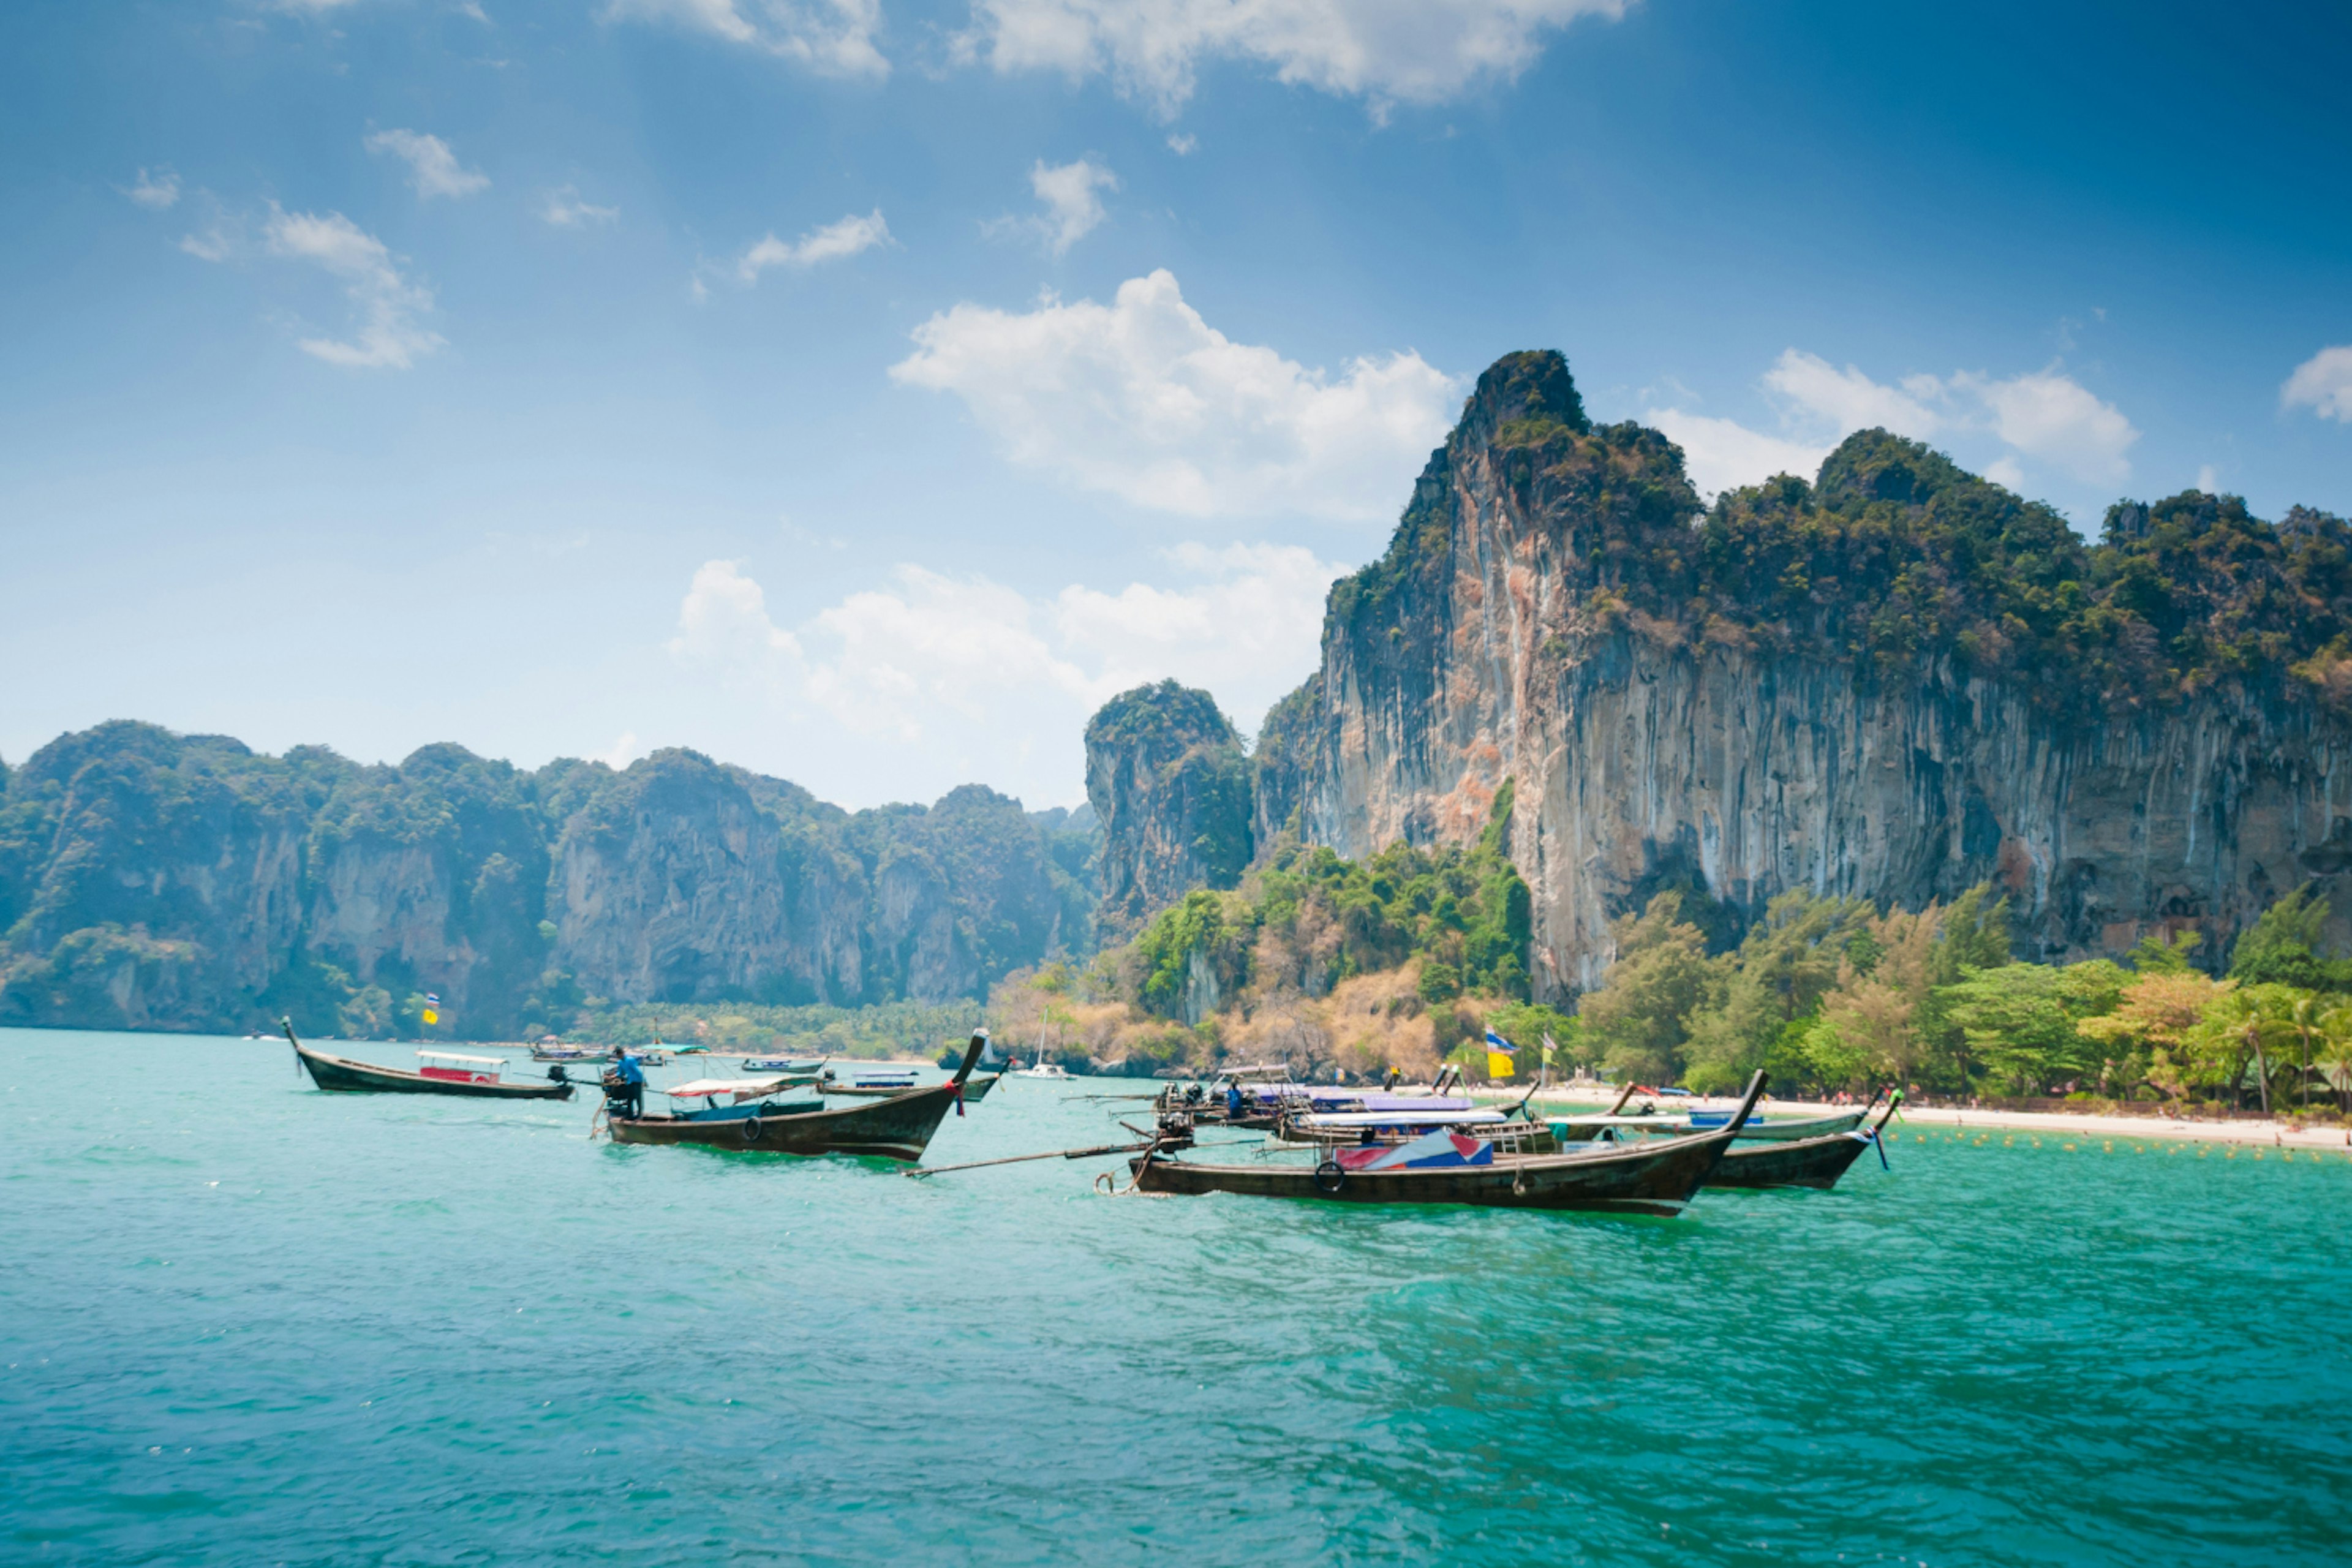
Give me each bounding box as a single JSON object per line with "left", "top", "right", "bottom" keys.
{"left": 0, "top": 723, "right": 1098, "bottom": 1036}
{"left": 1244, "top": 350, "right": 2352, "bottom": 991}
{"left": 1084, "top": 682, "right": 1253, "bottom": 941}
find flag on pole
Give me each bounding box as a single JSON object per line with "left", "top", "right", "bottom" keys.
{"left": 423, "top": 992, "right": 441, "bottom": 1027}
{"left": 1483, "top": 1028, "right": 1517, "bottom": 1081}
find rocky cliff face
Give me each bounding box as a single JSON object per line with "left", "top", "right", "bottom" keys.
{"left": 1085, "top": 681, "right": 1253, "bottom": 941}
{"left": 1252, "top": 351, "right": 2352, "bottom": 991}
{"left": 0, "top": 722, "right": 1099, "bottom": 1036}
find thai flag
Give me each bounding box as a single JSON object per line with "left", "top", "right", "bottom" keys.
{"left": 426, "top": 993, "right": 440, "bottom": 1006}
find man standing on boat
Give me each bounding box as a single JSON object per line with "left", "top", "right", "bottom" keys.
{"left": 607, "top": 1048, "right": 646, "bottom": 1119}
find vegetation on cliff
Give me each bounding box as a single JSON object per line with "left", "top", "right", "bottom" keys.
{"left": 1084, "top": 680, "right": 1254, "bottom": 940}
{"left": 986, "top": 784, "right": 1556, "bottom": 1078}
{"left": 1319, "top": 350, "right": 2352, "bottom": 721}
{"left": 0, "top": 721, "right": 1099, "bottom": 1039}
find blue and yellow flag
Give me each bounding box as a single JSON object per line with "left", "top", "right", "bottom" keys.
{"left": 1483, "top": 1028, "right": 1516, "bottom": 1081}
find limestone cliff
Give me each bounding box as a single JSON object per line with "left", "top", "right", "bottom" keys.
{"left": 1084, "top": 681, "right": 1253, "bottom": 941}
{"left": 1254, "top": 350, "right": 2352, "bottom": 992}
{"left": 0, "top": 722, "right": 1099, "bottom": 1035}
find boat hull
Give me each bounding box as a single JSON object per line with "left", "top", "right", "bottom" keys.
{"left": 1131, "top": 1126, "right": 1736, "bottom": 1216}
{"left": 296, "top": 1043, "right": 574, "bottom": 1099}
{"left": 1708, "top": 1130, "right": 1879, "bottom": 1190}
{"left": 609, "top": 1077, "right": 972, "bottom": 1160}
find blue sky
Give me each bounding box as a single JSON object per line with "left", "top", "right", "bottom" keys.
{"left": 4, "top": 0, "right": 2348, "bottom": 809}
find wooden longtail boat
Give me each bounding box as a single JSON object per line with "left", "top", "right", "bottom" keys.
{"left": 284, "top": 1021, "right": 575, "bottom": 1100}
{"left": 1707, "top": 1100, "right": 1899, "bottom": 1190}
{"left": 605, "top": 1033, "right": 989, "bottom": 1159}
{"left": 1131, "top": 1073, "right": 1766, "bottom": 1216}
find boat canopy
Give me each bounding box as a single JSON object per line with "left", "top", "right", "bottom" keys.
{"left": 666, "top": 1077, "right": 791, "bottom": 1101}
{"left": 1295, "top": 1108, "right": 1509, "bottom": 1129}
{"left": 417, "top": 1050, "right": 502, "bottom": 1067}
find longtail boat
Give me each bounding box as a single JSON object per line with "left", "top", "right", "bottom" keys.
{"left": 1706, "top": 1099, "right": 1899, "bottom": 1190}
{"left": 284, "top": 1021, "right": 574, "bottom": 1100}
{"left": 1129, "top": 1072, "right": 1766, "bottom": 1216}
{"left": 603, "top": 1033, "right": 989, "bottom": 1159}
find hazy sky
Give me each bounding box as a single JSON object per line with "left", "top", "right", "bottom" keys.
{"left": 5, "top": 1, "right": 2348, "bottom": 809}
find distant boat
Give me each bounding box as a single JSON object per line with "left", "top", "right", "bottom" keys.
{"left": 603, "top": 1033, "right": 992, "bottom": 1159}
{"left": 530, "top": 1044, "right": 597, "bottom": 1062}
{"left": 284, "top": 1022, "right": 573, "bottom": 1101}
{"left": 740, "top": 1057, "right": 827, "bottom": 1076}
{"left": 1012, "top": 1061, "right": 1072, "bottom": 1080}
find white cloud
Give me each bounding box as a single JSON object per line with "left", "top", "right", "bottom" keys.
{"left": 1028, "top": 157, "right": 1117, "bottom": 254}
{"left": 260, "top": 208, "right": 444, "bottom": 369}
{"left": 603, "top": 0, "right": 888, "bottom": 77}
{"left": 121, "top": 167, "right": 181, "bottom": 210}
{"left": 1649, "top": 349, "right": 2139, "bottom": 498}
{"left": 668, "top": 544, "right": 1342, "bottom": 772}
{"left": 669, "top": 560, "right": 805, "bottom": 666}
{"left": 1643, "top": 410, "right": 1831, "bottom": 500}
{"left": 2283, "top": 345, "right": 2352, "bottom": 423}
{"left": 734, "top": 209, "right": 891, "bottom": 282}
{"left": 594, "top": 731, "right": 644, "bottom": 769}
{"left": 1166, "top": 132, "right": 1198, "bottom": 154}
{"left": 540, "top": 186, "right": 620, "bottom": 227}
{"left": 1952, "top": 368, "right": 2136, "bottom": 483}
{"left": 889, "top": 268, "right": 1461, "bottom": 520}
{"left": 2195, "top": 464, "right": 2219, "bottom": 494}
{"left": 960, "top": 0, "right": 1629, "bottom": 115}
{"left": 1762, "top": 349, "right": 1944, "bottom": 439}
{"left": 364, "top": 129, "right": 491, "bottom": 199}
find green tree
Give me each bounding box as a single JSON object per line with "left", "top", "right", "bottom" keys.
{"left": 1681, "top": 890, "right": 1874, "bottom": 1092}
{"left": 1937, "top": 961, "right": 2123, "bottom": 1096}
{"left": 1578, "top": 893, "right": 1721, "bottom": 1084}
{"left": 2230, "top": 886, "right": 2339, "bottom": 989}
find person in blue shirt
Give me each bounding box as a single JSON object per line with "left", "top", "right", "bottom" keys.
{"left": 607, "top": 1047, "right": 646, "bottom": 1118}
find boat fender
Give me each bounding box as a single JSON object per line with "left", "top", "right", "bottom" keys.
{"left": 741, "top": 1115, "right": 763, "bottom": 1145}
{"left": 1313, "top": 1159, "right": 1346, "bottom": 1194}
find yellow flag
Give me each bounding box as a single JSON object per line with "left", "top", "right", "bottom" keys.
{"left": 422, "top": 1008, "right": 439, "bottom": 1025}
{"left": 1487, "top": 1050, "right": 1515, "bottom": 1080}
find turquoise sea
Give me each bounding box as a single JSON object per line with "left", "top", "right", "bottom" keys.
{"left": 4, "top": 1028, "right": 2348, "bottom": 1566}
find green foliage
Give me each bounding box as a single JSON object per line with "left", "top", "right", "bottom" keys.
{"left": 1939, "top": 962, "right": 2126, "bottom": 1095}
{"left": 2229, "top": 884, "right": 2345, "bottom": 989}
{"left": 0, "top": 720, "right": 1103, "bottom": 1039}
{"left": 2128, "top": 929, "right": 2204, "bottom": 974}
{"left": 1681, "top": 890, "right": 1877, "bottom": 1090}
{"left": 1579, "top": 893, "right": 1721, "bottom": 1085}
{"left": 1117, "top": 787, "right": 1537, "bottom": 1022}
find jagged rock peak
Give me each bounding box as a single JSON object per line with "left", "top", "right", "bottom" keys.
{"left": 1457, "top": 349, "right": 1593, "bottom": 448}
{"left": 1085, "top": 681, "right": 1253, "bottom": 941}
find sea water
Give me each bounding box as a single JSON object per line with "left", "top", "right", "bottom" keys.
{"left": 3, "top": 1029, "right": 2347, "bottom": 1566}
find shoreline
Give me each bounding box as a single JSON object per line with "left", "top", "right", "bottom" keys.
{"left": 1476, "top": 1085, "right": 2352, "bottom": 1150}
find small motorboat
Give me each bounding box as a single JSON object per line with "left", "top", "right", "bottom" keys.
{"left": 602, "top": 1033, "right": 992, "bottom": 1159}
{"left": 284, "top": 1022, "right": 573, "bottom": 1100}
{"left": 530, "top": 1044, "right": 597, "bottom": 1062}
{"left": 739, "top": 1057, "right": 826, "bottom": 1076}
{"left": 1012, "top": 1061, "right": 1072, "bottom": 1080}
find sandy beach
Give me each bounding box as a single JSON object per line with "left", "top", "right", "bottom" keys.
{"left": 1480, "top": 1085, "right": 2352, "bottom": 1150}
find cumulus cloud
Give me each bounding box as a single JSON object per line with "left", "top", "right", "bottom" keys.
{"left": 733, "top": 209, "right": 891, "bottom": 282}
{"left": 959, "top": 0, "right": 1629, "bottom": 115}
{"left": 1648, "top": 347, "right": 2139, "bottom": 498}
{"left": 603, "top": 0, "right": 888, "bottom": 77}
{"left": 1952, "top": 368, "right": 2137, "bottom": 483}
{"left": 1027, "top": 157, "right": 1117, "bottom": 254}
{"left": 121, "top": 167, "right": 181, "bottom": 210}
{"left": 364, "top": 129, "right": 490, "bottom": 199}
{"left": 1642, "top": 410, "right": 1831, "bottom": 500}
{"left": 2283, "top": 345, "right": 2352, "bottom": 423}
{"left": 540, "top": 186, "right": 620, "bottom": 227}
{"left": 669, "top": 543, "right": 1341, "bottom": 760}
{"left": 889, "top": 268, "right": 1461, "bottom": 520}
{"left": 260, "top": 208, "right": 445, "bottom": 369}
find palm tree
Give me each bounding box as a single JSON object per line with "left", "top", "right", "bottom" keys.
{"left": 2320, "top": 1005, "right": 2352, "bottom": 1115}
{"left": 2288, "top": 993, "right": 2325, "bottom": 1111}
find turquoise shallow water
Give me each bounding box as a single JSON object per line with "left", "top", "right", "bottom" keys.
{"left": 4, "top": 1029, "right": 2348, "bottom": 1566}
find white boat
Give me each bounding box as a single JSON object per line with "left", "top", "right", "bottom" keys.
{"left": 1013, "top": 1060, "right": 1072, "bottom": 1080}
